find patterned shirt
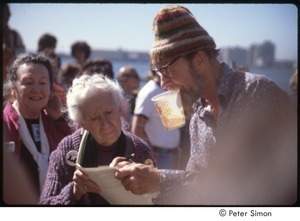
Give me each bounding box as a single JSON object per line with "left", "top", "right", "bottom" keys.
{"left": 155, "top": 62, "right": 293, "bottom": 204}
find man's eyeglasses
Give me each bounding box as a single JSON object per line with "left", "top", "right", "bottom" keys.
{"left": 152, "top": 56, "right": 181, "bottom": 79}
{"left": 152, "top": 50, "right": 199, "bottom": 78}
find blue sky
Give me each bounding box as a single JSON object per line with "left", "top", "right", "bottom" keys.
{"left": 8, "top": 3, "right": 298, "bottom": 61}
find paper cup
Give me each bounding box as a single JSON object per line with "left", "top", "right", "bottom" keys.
{"left": 151, "top": 90, "right": 186, "bottom": 130}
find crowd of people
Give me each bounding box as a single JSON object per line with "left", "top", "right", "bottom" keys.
{"left": 2, "top": 4, "right": 297, "bottom": 206}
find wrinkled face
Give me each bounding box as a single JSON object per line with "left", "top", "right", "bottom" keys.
{"left": 14, "top": 63, "right": 51, "bottom": 117}
{"left": 79, "top": 90, "right": 122, "bottom": 146}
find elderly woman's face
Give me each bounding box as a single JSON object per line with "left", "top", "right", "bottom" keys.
{"left": 79, "top": 90, "right": 122, "bottom": 146}
{"left": 14, "top": 63, "right": 51, "bottom": 117}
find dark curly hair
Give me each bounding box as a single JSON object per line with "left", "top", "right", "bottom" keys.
{"left": 71, "top": 41, "right": 91, "bottom": 60}
{"left": 8, "top": 53, "right": 53, "bottom": 89}
{"left": 37, "top": 33, "right": 57, "bottom": 52}
{"left": 82, "top": 59, "right": 114, "bottom": 79}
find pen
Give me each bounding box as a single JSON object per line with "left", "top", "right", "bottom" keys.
{"left": 124, "top": 153, "right": 135, "bottom": 162}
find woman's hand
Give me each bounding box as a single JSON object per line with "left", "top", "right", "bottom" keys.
{"left": 45, "top": 92, "right": 63, "bottom": 120}
{"left": 72, "top": 169, "right": 100, "bottom": 201}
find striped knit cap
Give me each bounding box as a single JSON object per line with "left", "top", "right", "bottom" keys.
{"left": 150, "top": 5, "right": 216, "bottom": 64}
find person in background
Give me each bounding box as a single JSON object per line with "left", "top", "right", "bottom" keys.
{"left": 57, "top": 63, "right": 81, "bottom": 92}
{"left": 71, "top": 41, "right": 91, "bottom": 71}
{"left": 3, "top": 3, "right": 26, "bottom": 57}
{"left": 2, "top": 3, "right": 25, "bottom": 99}
{"left": 37, "top": 33, "right": 67, "bottom": 106}
{"left": 3, "top": 43, "right": 15, "bottom": 81}
{"left": 37, "top": 33, "right": 61, "bottom": 69}
{"left": 117, "top": 65, "right": 141, "bottom": 125}
{"left": 37, "top": 33, "right": 61, "bottom": 86}
{"left": 82, "top": 58, "right": 114, "bottom": 79}
{"left": 3, "top": 53, "right": 72, "bottom": 198}
{"left": 131, "top": 68, "right": 180, "bottom": 169}
{"left": 289, "top": 69, "right": 297, "bottom": 107}
{"left": 112, "top": 4, "right": 297, "bottom": 205}
{"left": 39, "top": 73, "right": 155, "bottom": 205}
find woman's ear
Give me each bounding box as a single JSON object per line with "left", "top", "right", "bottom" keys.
{"left": 11, "top": 86, "right": 18, "bottom": 99}
{"left": 80, "top": 121, "right": 87, "bottom": 130}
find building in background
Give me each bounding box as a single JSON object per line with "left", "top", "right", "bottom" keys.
{"left": 249, "top": 41, "right": 275, "bottom": 67}
{"left": 218, "top": 40, "right": 284, "bottom": 69}
{"left": 218, "top": 46, "right": 248, "bottom": 68}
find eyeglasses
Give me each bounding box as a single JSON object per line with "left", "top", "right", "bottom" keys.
{"left": 152, "top": 50, "right": 199, "bottom": 79}
{"left": 152, "top": 56, "right": 181, "bottom": 79}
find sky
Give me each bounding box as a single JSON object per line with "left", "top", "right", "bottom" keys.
{"left": 7, "top": 3, "right": 298, "bottom": 61}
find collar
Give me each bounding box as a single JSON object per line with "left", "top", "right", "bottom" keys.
{"left": 192, "top": 62, "right": 235, "bottom": 112}
{"left": 78, "top": 130, "right": 127, "bottom": 167}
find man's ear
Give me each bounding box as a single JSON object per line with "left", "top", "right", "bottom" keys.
{"left": 194, "top": 50, "right": 206, "bottom": 67}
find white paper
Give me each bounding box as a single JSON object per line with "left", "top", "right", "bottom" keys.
{"left": 76, "top": 164, "right": 153, "bottom": 205}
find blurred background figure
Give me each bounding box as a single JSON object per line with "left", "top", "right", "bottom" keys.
{"left": 3, "top": 3, "right": 26, "bottom": 80}
{"left": 71, "top": 41, "right": 91, "bottom": 71}
{"left": 3, "top": 3, "right": 26, "bottom": 56}
{"left": 289, "top": 69, "right": 297, "bottom": 107}
{"left": 37, "top": 33, "right": 66, "bottom": 105}
{"left": 37, "top": 33, "right": 61, "bottom": 69}
{"left": 131, "top": 69, "right": 181, "bottom": 169}
{"left": 37, "top": 33, "right": 61, "bottom": 78}
{"left": 117, "top": 65, "right": 141, "bottom": 126}
{"left": 57, "top": 63, "right": 81, "bottom": 92}
{"left": 3, "top": 43, "right": 15, "bottom": 81}
{"left": 82, "top": 58, "right": 114, "bottom": 79}
{"left": 3, "top": 148, "right": 39, "bottom": 205}
{"left": 37, "top": 33, "right": 61, "bottom": 82}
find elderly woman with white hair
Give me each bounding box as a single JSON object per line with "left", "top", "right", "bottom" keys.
{"left": 39, "top": 73, "right": 155, "bottom": 205}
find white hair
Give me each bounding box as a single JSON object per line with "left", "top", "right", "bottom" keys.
{"left": 66, "top": 73, "right": 123, "bottom": 126}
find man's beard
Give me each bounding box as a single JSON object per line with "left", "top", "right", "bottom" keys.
{"left": 181, "top": 64, "right": 204, "bottom": 115}
{"left": 180, "top": 88, "right": 198, "bottom": 117}
{"left": 166, "top": 62, "right": 203, "bottom": 117}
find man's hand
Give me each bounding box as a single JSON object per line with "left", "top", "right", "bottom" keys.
{"left": 114, "top": 162, "right": 161, "bottom": 195}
